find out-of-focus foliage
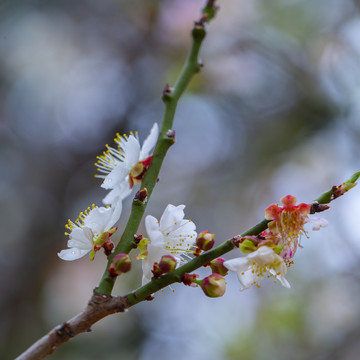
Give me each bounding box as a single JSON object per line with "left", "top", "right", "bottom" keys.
{"left": 1, "top": 0, "right": 360, "bottom": 359}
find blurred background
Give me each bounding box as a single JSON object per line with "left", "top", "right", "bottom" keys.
{"left": 1, "top": 0, "right": 360, "bottom": 359}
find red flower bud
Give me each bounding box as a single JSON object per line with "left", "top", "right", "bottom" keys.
{"left": 200, "top": 274, "right": 226, "bottom": 298}
{"left": 158, "top": 255, "right": 177, "bottom": 274}
{"left": 210, "top": 257, "right": 228, "bottom": 276}
{"left": 196, "top": 231, "right": 215, "bottom": 251}
{"left": 108, "top": 253, "right": 131, "bottom": 277}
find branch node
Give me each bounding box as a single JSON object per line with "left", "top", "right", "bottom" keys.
{"left": 56, "top": 322, "right": 74, "bottom": 338}
{"left": 310, "top": 201, "right": 330, "bottom": 214}
{"left": 230, "top": 235, "right": 242, "bottom": 247}
{"left": 162, "top": 83, "right": 173, "bottom": 102}
{"left": 166, "top": 129, "right": 176, "bottom": 142}
{"left": 90, "top": 293, "right": 112, "bottom": 305}
{"left": 134, "top": 188, "right": 148, "bottom": 204}
{"left": 134, "top": 234, "right": 143, "bottom": 245}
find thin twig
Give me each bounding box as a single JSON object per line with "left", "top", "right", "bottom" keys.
{"left": 15, "top": 294, "right": 127, "bottom": 360}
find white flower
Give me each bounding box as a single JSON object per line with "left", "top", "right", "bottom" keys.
{"left": 224, "top": 246, "right": 290, "bottom": 290}
{"left": 142, "top": 204, "right": 197, "bottom": 284}
{"left": 95, "top": 123, "right": 159, "bottom": 204}
{"left": 58, "top": 201, "right": 122, "bottom": 261}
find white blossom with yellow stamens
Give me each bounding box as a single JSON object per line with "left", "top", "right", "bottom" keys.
{"left": 95, "top": 123, "right": 159, "bottom": 205}
{"left": 224, "top": 246, "right": 290, "bottom": 290}
{"left": 58, "top": 201, "right": 122, "bottom": 261}
{"left": 142, "top": 204, "right": 197, "bottom": 285}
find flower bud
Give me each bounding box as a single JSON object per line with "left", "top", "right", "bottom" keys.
{"left": 158, "top": 255, "right": 177, "bottom": 274}
{"left": 196, "top": 231, "right": 215, "bottom": 251}
{"left": 108, "top": 253, "right": 131, "bottom": 277}
{"left": 200, "top": 274, "right": 226, "bottom": 298}
{"left": 210, "top": 257, "right": 228, "bottom": 276}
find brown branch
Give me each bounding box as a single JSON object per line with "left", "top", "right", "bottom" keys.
{"left": 15, "top": 294, "right": 128, "bottom": 360}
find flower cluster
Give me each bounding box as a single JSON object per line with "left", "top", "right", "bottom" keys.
{"left": 224, "top": 195, "right": 327, "bottom": 290}
{"left": 58, "top": 122, "right": 331, "bottom": 297}
{"left": 58, "top": 124, "right": 159, "bottom": 261}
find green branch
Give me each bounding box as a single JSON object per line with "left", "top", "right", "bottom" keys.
{"left": 124, "top": 220, "right": 272, "bottom": 306}
{"left": 315, "top": 171, "right": 360, "bottom": 204}
{"left": 95, "top": 3, "right": 217, "bottom": 296}
{"left": 16, "top": 172, "right": 360, "bottom": 360}
{"left": 123, "top": 174, "right": 359, "bottom": 306}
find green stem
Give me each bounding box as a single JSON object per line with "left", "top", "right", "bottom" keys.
{"left": 96, "top": 8, "right": 213, "bottom": 296}
{"left": 123, "top": 175, "right": 360, "bottom": 306}
{"left": 314, "top": 170, "right": 360, "bottom": 204}
{"left": 125, "top": 219, "right": 271, "bottom": 306}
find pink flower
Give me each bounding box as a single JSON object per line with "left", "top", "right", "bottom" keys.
{"left": 265, "top": 195, "right": 311, "bottom": 260}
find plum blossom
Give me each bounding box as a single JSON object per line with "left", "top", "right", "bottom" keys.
{"left": 224, "top": 246, "right": 290, "bottom": 290}
{"left": 225, "top": 195, "right": 328, "bottom": 290}
{"left": 265, "top": 195, "right": 311, "bottom": 260}
{"left": 95, "top": 123, "right": 159, "bottom": 205}
{"left": 58, "top": 201, "right": 122, "bottom": 261}
{"left": 142, "top": 204, "right": 197, "bottom": 284}
{"left": 264, "top": 195, "right": 327, "bottom": 261}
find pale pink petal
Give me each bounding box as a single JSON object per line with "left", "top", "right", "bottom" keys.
{"left": 309, "top": 217, "right": 328, "bottom": 231}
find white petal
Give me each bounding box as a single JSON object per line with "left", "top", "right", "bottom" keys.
{"left": 67, "top": 228, "right": 93, "bottom": 250}
{"left": 238, "top": 269, "right": 261, "bottom": 290}
{"left": 166, "top": 232, "right": 197, "bottom": 252}
{"left": 169, "top": 220, "right": 196, "bottom": 235}
{"left": 248, "top": 246, "right": 277, "bottom": 265}
{"left": 123, "top": 135, "right": 141, "bottom": 167}
{"left": 159, "top": 204, "right": 186, "bottom": 233}
{"left": 58, "top": 248, "right": 90, "bottom": 261}
{"left": 101, "top": 163, "right": 129, "bottom": 190}
{"left": 145, "top": 215, "right": 164, "bottom": 246}
{"left": 82, "top": 227, "right": 94, "bottom": 242}
{"left": 102, "top": 182, "right": 132, "bottom": 205}
{"left": 140, "top": 123, "right": 159, "bottom": 160}
{"left": 105, "top": 199, "right": 122, "bottom": 231}
{"left": 278, "top": 275, "right": 291, "bottom": 288}
{"left": 310, "top": 217, "right": 328, "bottom": 231}
{"left": 224, "top": 257, "right": 250, "bottom": 273}
{"left": 84, "top": 207, "right": 112, "bottom": 234}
